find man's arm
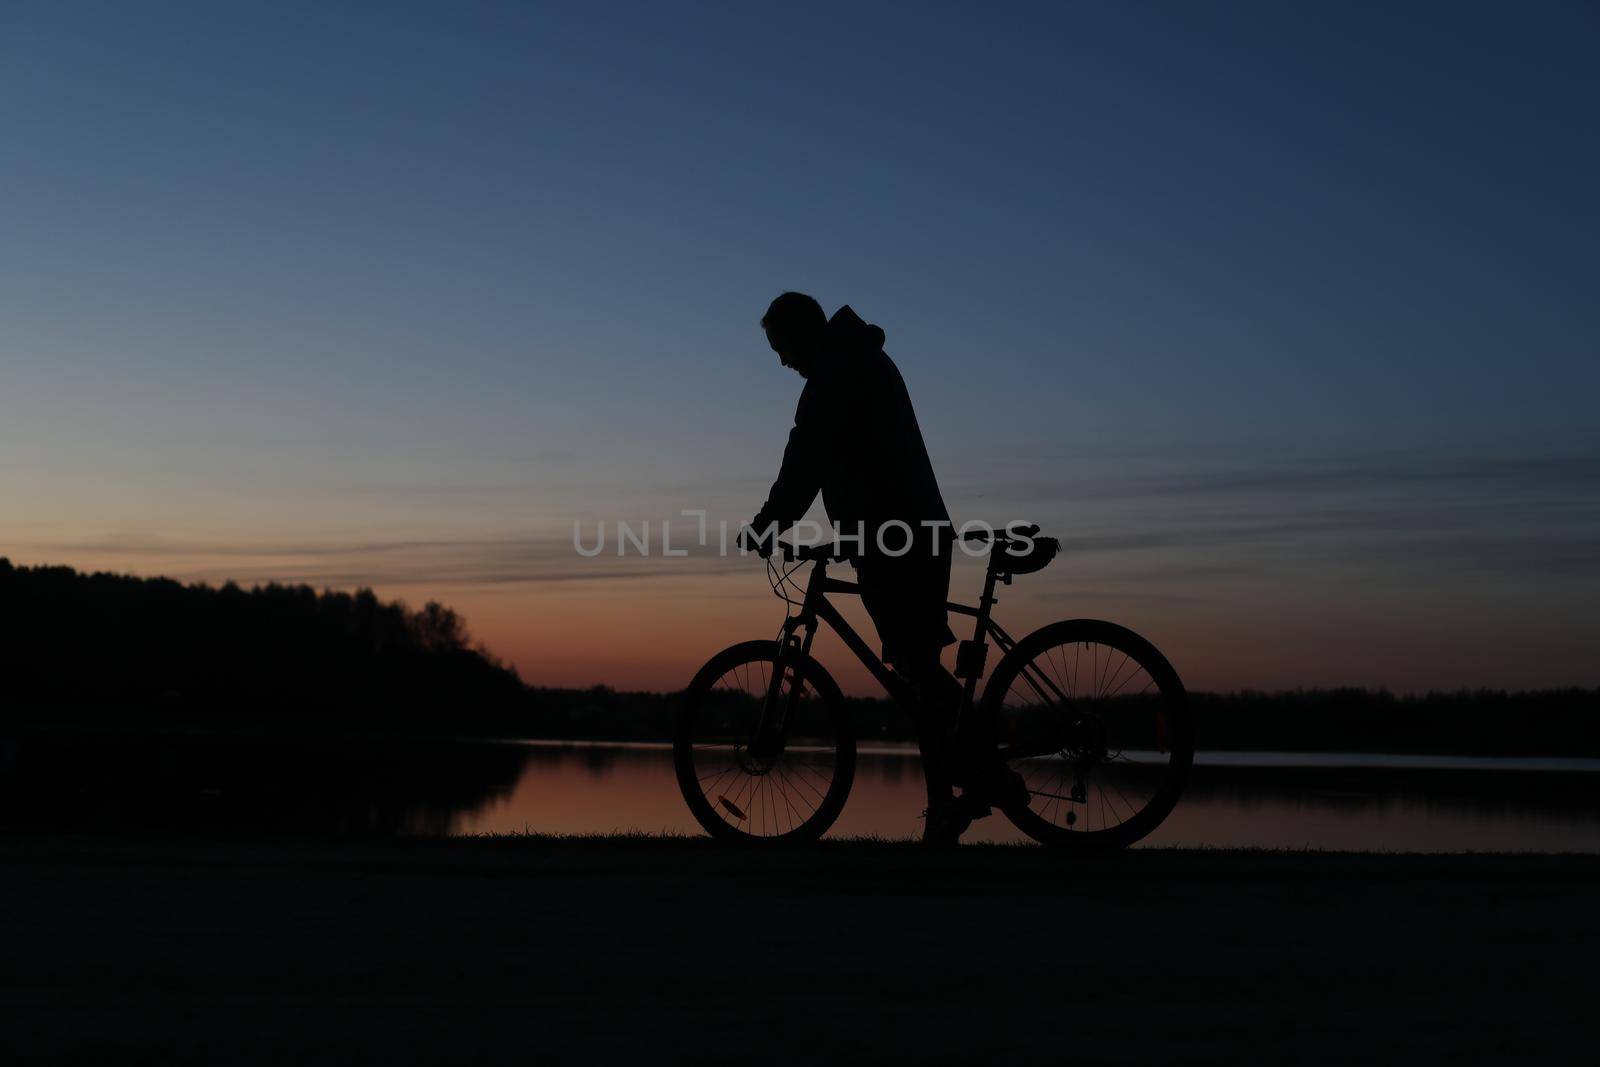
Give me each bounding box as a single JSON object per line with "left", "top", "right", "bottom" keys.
{"left": 749, "top": 382, "right": 825, "bottom": 536}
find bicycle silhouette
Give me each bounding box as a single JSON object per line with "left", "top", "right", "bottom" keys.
{"left": 674, "top": 525, "right": 1193, "bottom": 847}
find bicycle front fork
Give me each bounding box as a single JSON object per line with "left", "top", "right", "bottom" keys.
{"left": 750, "top": 628, "right": 808, "bottom": 763}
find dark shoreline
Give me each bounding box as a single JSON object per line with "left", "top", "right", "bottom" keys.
{"left": 3, "top": 832, "right": 1596, "bottom": 1064}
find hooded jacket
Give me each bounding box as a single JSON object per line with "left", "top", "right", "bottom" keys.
{"left": 751, "top": 306, "right": 951, "bottom": 554}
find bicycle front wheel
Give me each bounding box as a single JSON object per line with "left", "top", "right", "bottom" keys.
{"left": 981, "top": 620, "right": 1192, "bottom": 849}
{"left": 674, "top": 640, "right": 855, "bottom": 843}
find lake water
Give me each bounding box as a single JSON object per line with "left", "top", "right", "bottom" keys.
{"left": 451, "top": 741, "right": 1600, "bottom": 852}
{"left": 5, "top": 732, "right": 1599, "bottom": 850}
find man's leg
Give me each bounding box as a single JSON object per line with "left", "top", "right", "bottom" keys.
{"left": 894, "top": 648, "right": 963, "bottom": 809}
{"left": 952, "top": 694, "right": 999, "bottom": 788}
{"left": 856, "top": 548, "right": 971, "bottom": 829}
{"left": 892, "top": 647, "right": 975, "bottom": 844}
{"left": 900, "top": 653, "right": 1023, "bottom": 811}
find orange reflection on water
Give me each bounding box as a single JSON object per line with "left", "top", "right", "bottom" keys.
{"left": 451, "top": 743, "right": 1600, "bottom": 852}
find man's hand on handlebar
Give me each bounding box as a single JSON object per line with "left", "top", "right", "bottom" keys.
{"left": 738, "top": 525, "right": 775, "bottom": 558}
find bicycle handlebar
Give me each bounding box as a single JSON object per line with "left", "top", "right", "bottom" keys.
{"left": 778, "top": 542, "right": 848, "bottom": 563}
{"left": 774, "top": 524, "right": 1043, "bottom": 563}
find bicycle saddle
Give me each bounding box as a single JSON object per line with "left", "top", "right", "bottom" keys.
{"left": 996, "top": 534, "right": 1059, "bottom": 575}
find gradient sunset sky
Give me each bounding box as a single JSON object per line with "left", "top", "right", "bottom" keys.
{"left": 3, "top": 1, "right": 1596, "bottom": 694}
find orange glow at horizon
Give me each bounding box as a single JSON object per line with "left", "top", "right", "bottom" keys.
{"left": 4, "top": 535, "right": 1595, "bottom": 697}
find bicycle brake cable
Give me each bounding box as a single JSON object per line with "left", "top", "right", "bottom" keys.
{"left": 765, "top": 554, "right": 809, "bottom": 643}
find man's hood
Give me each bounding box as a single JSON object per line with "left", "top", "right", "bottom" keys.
{"left": 827, "top": 305, "right": 886, "bottom": 352}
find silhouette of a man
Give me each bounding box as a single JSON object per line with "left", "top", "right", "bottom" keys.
{"left": 742, "top": 291, "right": 1022, "bottom": 843}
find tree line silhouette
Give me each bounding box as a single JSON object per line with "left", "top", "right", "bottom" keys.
{"left": 1, "top": 557, "right": 526, "bottom": 732}
{"left": 3, "top": 558, "right": 1594, "bottom": 756}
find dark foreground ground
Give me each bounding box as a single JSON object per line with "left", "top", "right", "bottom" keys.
{"left": 2, "top": 834, "right": 1595, "bottom": 1065}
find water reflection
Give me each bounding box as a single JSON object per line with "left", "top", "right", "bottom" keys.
{"left": 0, "top": 731, "right": 529, "bottom": 835}
{"left": 5, "top": 733, "right": 1599, "bottom": 851}
{"left": 454, "top": 743, "right": 1600, "bottom": 852}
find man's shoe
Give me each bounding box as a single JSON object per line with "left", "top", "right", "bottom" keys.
{"left": 921, "top": 799, "right": 972, "bottom": 846}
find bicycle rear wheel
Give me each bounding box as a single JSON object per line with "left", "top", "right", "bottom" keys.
{"left": 981, "top": 620, "right": 1192, "bottom": 849}
{"left": 674, "top": 640, "right": 855, "bottom": 843}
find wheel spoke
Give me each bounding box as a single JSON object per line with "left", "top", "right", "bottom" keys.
{"left": 682, "top": 652, "right": 849, "bottom": 840}
{"left": 992, "top": 633, "right": 1187, "bottom": 845}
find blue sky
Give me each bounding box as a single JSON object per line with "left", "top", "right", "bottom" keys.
{"left": 2, "top": 1, "right": 1596, "bottom": 690}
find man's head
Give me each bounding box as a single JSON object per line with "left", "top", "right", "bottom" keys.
{"left": 761, "top": 291, "right": 827, "bottom": 378}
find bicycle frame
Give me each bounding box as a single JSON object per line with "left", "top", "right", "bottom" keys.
{"left": 757, "top": 554, "right": 1072, "bottom": 749}
{"left": 683, "top": 533, "right": 1191, "bottom": 846}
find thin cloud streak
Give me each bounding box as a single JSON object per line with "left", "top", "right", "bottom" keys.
{"left": 950, "top": 449, "right": 1600, "bottom": 504}
{"left": 8, "top": 448, "right": 1596, "bottom": 595}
